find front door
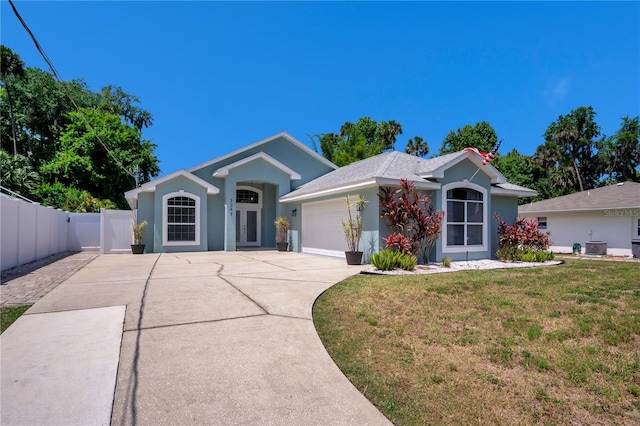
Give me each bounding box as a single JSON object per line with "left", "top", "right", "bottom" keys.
{"left": 236, "top": 207, "right": 260, "bottom": 247}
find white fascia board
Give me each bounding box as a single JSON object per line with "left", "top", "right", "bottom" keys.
{"left": 374, "top": 177, "right": 440, "bottom": 190}
{"left": 188, "top": 131, "right": 337, "bottom": 173}
{"left": 519, "top": 206, "right": 639, "bottom": 214}
{"left": 124, "top": 169, "right": 220, "bottom": 202}
{"left": 280, "top": 180, "right": 379, "bottom": 203}
{"left": 279, "top": 177, "right": 440, "bottom": 203}
{"left": 491, "top": 186, "right": 538, "bottom": 197}
{"left": 212, "top": 152, "right": 301, "bottom": 180}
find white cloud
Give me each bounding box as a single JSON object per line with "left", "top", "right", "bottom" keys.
{"left": 543, "top": 78, "right": 570, "bottom": 102}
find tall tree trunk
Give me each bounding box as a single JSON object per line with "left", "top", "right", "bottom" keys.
{"left": 574, "top": 159, "right": 584, "bottom": 192}
{"left": 4, "top": 79, "right": 19, "bottom": 155}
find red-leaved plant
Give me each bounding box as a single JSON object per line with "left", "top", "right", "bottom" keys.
{"left": 379, "top": 179, "right": 445, "bottom": 263}
{"left": 495, "top": 214, "right": 551, "bottom": 260}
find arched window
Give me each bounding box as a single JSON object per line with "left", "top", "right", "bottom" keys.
{"left": 442, "top": 183, "right": 487, "bottom": 253}
{"left": 236, "top": 189, "right": 259, "bottom": 204}
{"left": 163, "top": 191, "right": 200, "bottom": 246}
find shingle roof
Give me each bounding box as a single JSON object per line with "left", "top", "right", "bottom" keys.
{"left": 518, "top": 182, "right": 640, "bottom": 213}
{"left": 280, "top": 151, "right": 437, "bottom": 201}
{"left": 280, "top": 150, "right": 533, "bottom": 202}
{"left": 415, "top": 151, "right": 469, "bottom": 174}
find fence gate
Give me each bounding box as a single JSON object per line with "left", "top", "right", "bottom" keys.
{"left": 100, "top": 209, "right": 133, "bottom": 254}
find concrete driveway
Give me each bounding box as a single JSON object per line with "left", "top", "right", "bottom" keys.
{"left": 1, "top": 251, "right": 392, "bottom": 425}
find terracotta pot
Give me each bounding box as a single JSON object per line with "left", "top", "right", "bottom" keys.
{"left": 345, "top": 251, "right": 363, "bottom": 265}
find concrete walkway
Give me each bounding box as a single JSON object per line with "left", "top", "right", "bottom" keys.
{"left": 1, "top": 251, "right": 392, "bottom": 426}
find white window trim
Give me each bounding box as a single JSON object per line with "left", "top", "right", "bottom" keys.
{"left": 537, "top": 216, "right": 548, "bottom": 230}
{"left": 442, "top": 181, "right": 488, "bottom": 253}
{"left": 235, "top": 185, "right": 263, "bottom": 208}
{"left": 235, "top": 186, "right": 263, "bottom": 247}
{"left": 162, "top": 190, "right": 200, "bottom": 246}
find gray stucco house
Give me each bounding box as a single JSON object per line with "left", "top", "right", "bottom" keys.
{"left": 125, "top": 131, "right": 536, "bottom": 261}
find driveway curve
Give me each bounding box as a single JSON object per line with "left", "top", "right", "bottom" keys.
{"left": 4, "top": 251, "right": 391, "bottom": 425}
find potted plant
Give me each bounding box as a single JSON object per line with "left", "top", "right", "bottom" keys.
{"left": 131, "top": 218, "right": 147, "bottom": 254}
{"left": 274, "top": 216, "right": 290, "bottom": 251}
{"left": 342, "top": 194, "right": 367, "bottom": 265}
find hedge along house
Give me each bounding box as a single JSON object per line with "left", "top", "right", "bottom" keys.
{"left": 280, "top": 149, "right": 536, "bottom": 262}
{"left": 124, "top": 131, "right": 536, "bottom": 260}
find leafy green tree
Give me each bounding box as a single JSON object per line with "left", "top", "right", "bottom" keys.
{"left": 0, "top": 47, "right": 160, "bottom": 209}
{"left": 492, "top": 148, "right": 548, "bottom": 204}
{"left": 0, "top": 149, "right": 40, "bottom": 195}
{"left": 97, "top": 85, "right": 153, "bottom": 130}
{"left": 543, "top": 106, "right": 602, "bottom": 192}
{"left": 598, "top": 116, "right": 639, "bottom": 183}
{"left": 0, "top": 66, "right": 95, "bottom": 168}
{"left": 439, "top": 121, "right": 497, "bottom": 155}
{"left": 1, "top": 45, "right": 25, "bottom": 154}
{"left": 32, "top": 182, "right": 116, "bottom": 213}
{"left": 40, "top": 108, "right": 159, "bottom": 208}
{"left": 405, "top": 136, "right": 429, "bottom": 157}
{"left": 315, "top": 116, "right": 404, "bottom": 166}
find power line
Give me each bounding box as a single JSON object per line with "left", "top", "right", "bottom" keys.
{"left": 7, "top": 0, "right": 137, "bottom": 181}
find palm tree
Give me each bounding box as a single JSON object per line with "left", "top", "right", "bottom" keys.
{"left": 0, "top": 150, "right": 40, "bottom": 195}
{"left": 1, "top": 46, "right": 25, "bottom": 155}
{"left": 405, "top": 136, "right": 429, "bottom": 157}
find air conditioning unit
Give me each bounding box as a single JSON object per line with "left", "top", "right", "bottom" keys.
{"left": 585, "top": 241, "right": 607, "bottom": 255}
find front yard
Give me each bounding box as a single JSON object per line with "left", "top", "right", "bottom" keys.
{"left": 313, "top": 259, "right": 640, "bottom": 425}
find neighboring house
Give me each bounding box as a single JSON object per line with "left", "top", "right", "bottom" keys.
{"left": 125, "top": 131, "right": 536, "bottom": 261}
{"left": 518, "top": 182, "right": 640, "bottom": 257}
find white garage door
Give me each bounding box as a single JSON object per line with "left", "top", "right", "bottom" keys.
{"left": 302, "top": 198, "right": 348, "bottom": 258}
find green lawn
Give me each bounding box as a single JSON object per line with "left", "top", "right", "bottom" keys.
{"left": 313, "top": 259, "right": 640, "bottom": 425}
{"left": 1, "top": 305, "right": 31, "bottom": 334}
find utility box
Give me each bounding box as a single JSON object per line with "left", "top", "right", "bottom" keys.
{"left": 585, "top": 241, "right": 607, "bottom": 255}
{"left": 632, "top": 240, "right": 640, "bottom": 258}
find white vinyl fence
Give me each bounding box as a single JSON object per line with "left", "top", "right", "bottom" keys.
{"left": 1, "top": 193, "right": 134, "bottom": 272}
{"left": 100, "top": 209, "right": 134, "bottom": 254}
{"left": 1, "top": 195, "right": 70, "bottom": 271}
{"left": 68, "top": 212, "right": 101, "bottom": 251}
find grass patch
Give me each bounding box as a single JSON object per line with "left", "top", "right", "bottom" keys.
{"left": 1, "top": 305, "right": 30, "bottom": 334}
{"left": 314, "top": 259, "right": 640, "bottom": 425}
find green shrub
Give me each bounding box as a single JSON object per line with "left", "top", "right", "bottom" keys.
{"left": 496, "top": 246, "right": 522, "bottom": 261}
{"left": 442, "top": 257, "right": 452, "bottom": 268}
{"left": 371, "top": 249, "right": 398, "bottom": 271}
{"left": 397, "top": 252, "right": 417, "bottom": 271}
{"left": 535, "top": 250, "right": 550, "bottom": 262}
{"left": 371, "top": 250, "right": 416, "bottom": 271}
{"left": 521, "top": 249, "right": 536, "bottom": 262}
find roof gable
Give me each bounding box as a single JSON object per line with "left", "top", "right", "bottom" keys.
{"left": 125, "top": 169, "right": 220, "bottom": 207}
{"left": 212, "top": 152, "right": 302, "bottom": 180}
{"left": 187, "top": 131, "right": 337, "bottom": 174}
{"left": 417, "top": 150, "right": 506, "bottom": 184}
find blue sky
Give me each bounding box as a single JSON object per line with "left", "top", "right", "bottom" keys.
{"left": 2, "top": 1, "right": 639, "bottom": 177}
